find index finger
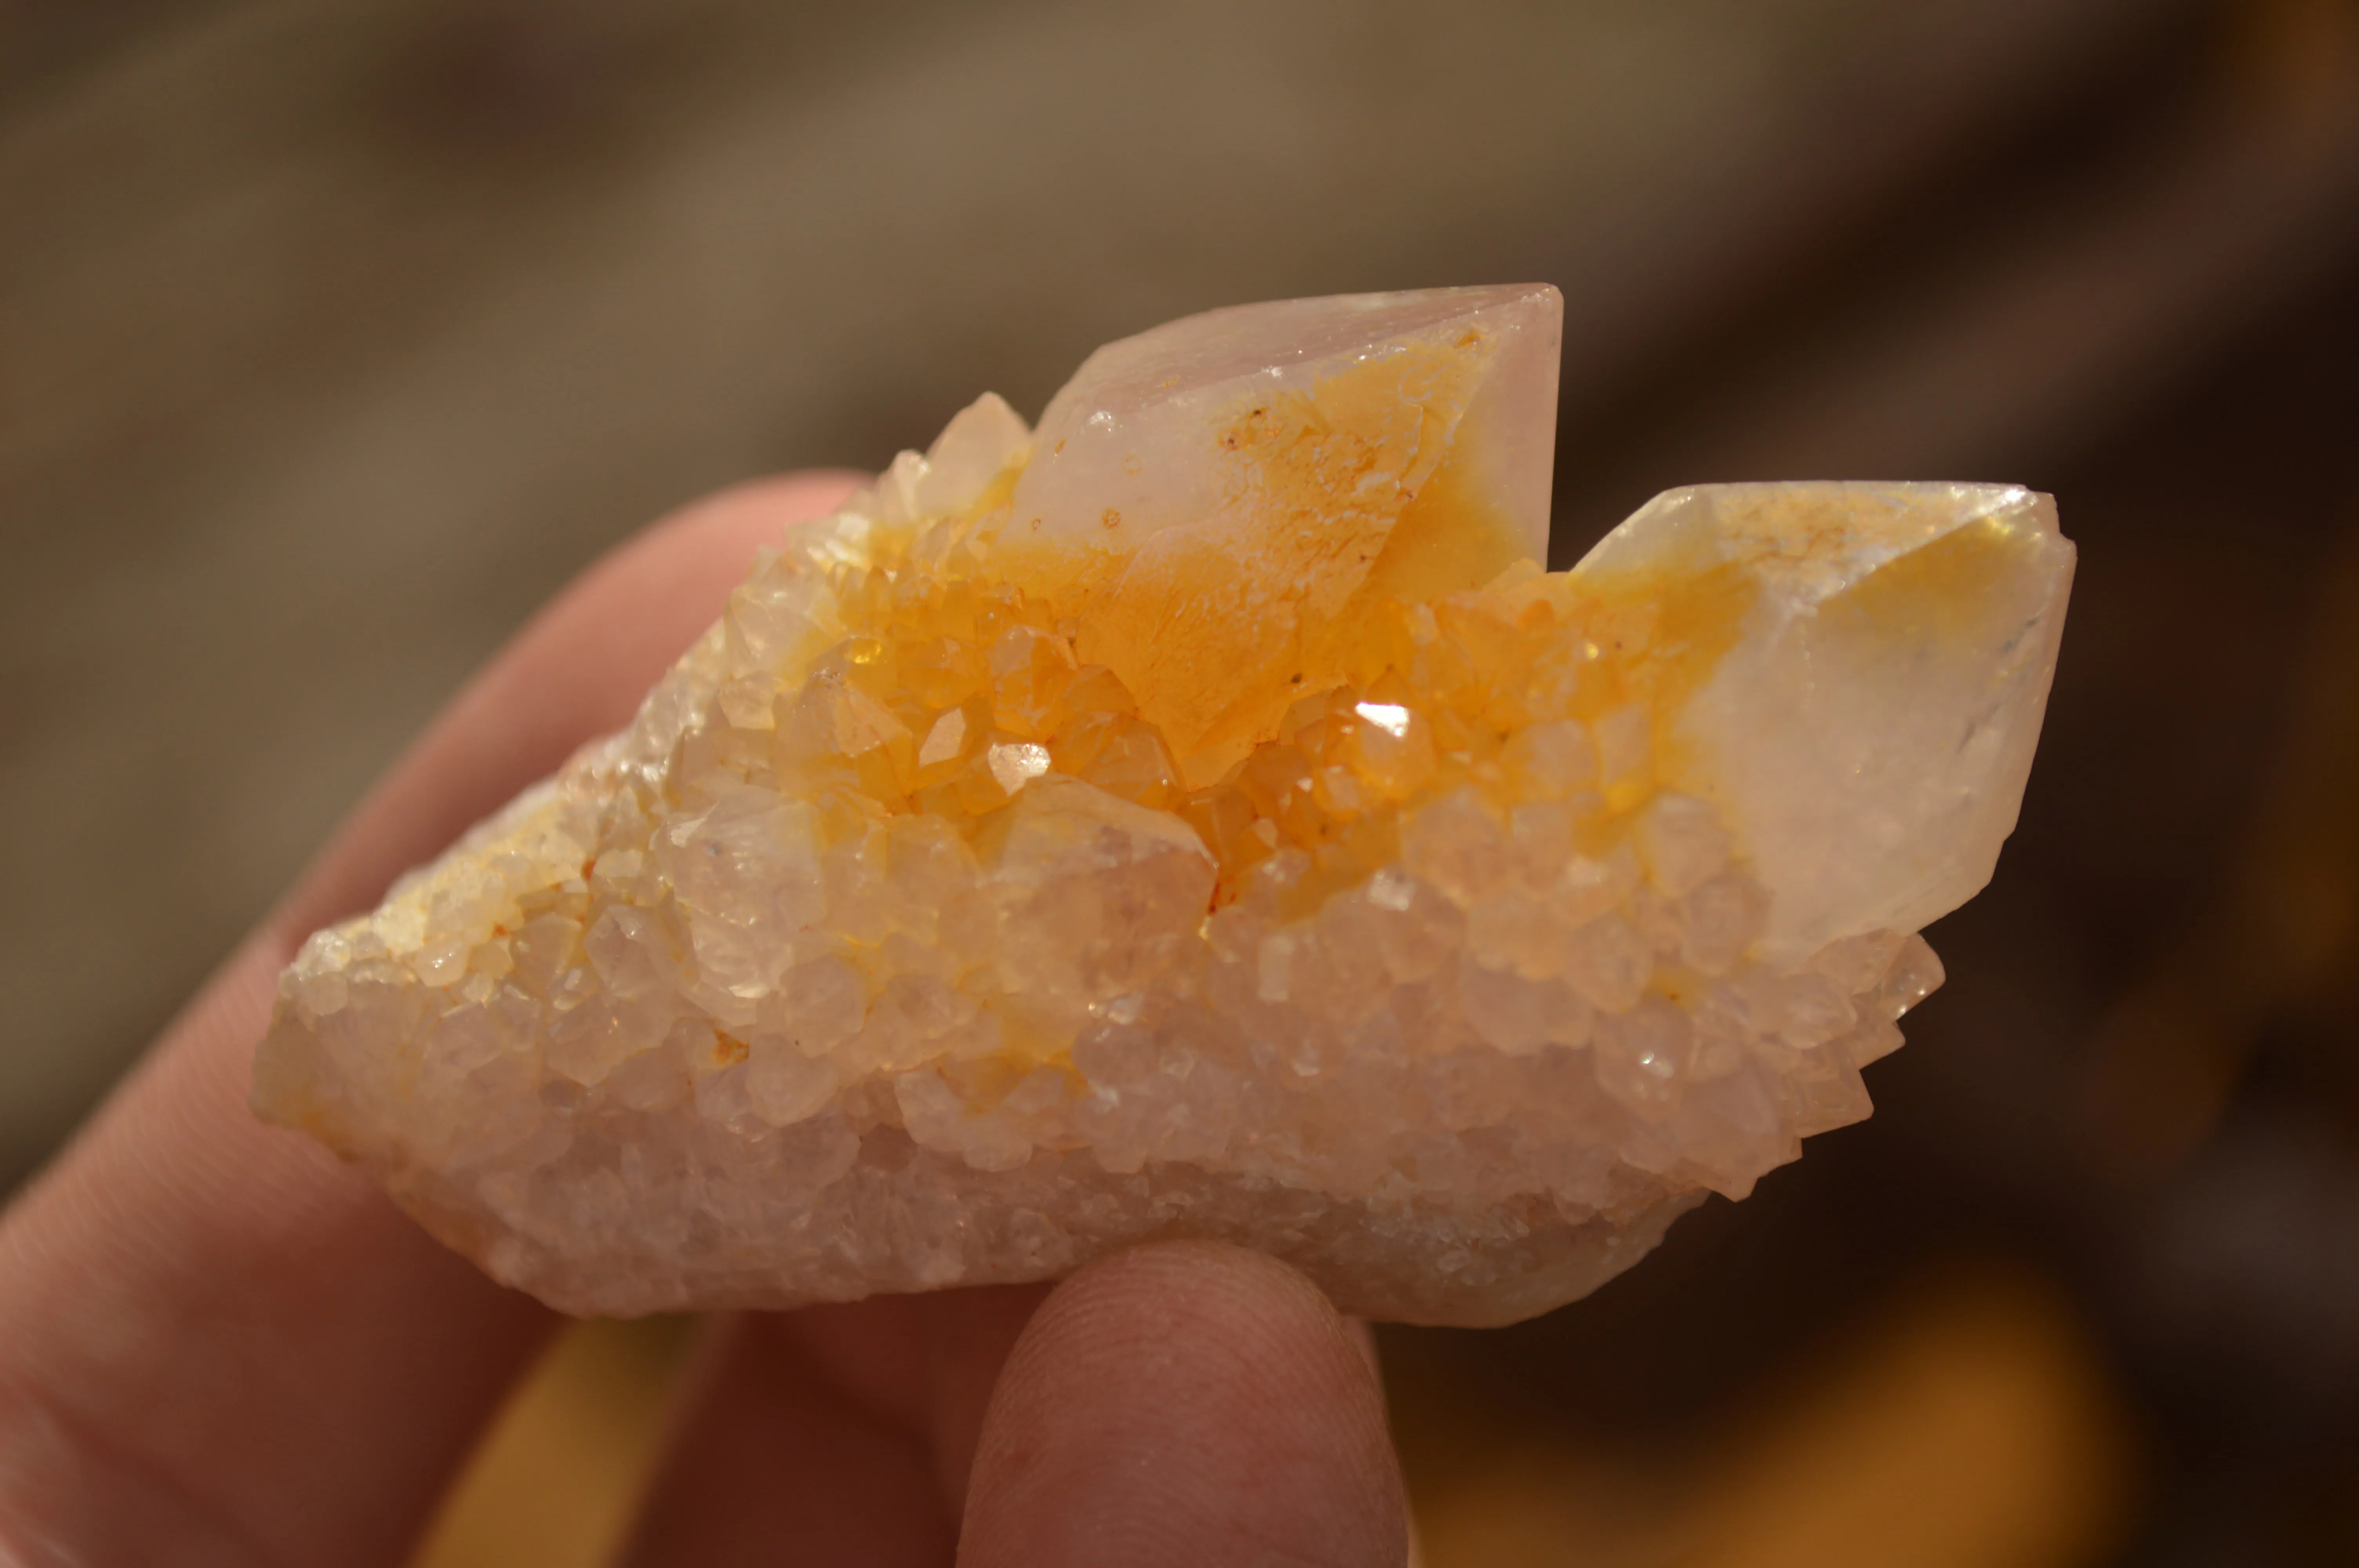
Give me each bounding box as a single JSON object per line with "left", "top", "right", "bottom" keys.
{"left": 0, "top": 473, "right": 861, "bottom": 1568}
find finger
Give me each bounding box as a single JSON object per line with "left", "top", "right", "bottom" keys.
{"left": 958, "top": 1241, "right": 1410, "bottom": 1568}
{"left": 617, "top": 1315, "right": 955, "bottom": 1568}
{"left": 620, "top": 1282, "right": 1049, "bottom": 1566}
{"left": 762, "top": 1284, "right": 1053, "bottom": 1514}
{"left": 0, "top": 472, "right": 862, "bottom": 1568}
{"left": 914, "top": 1285, "right": 1054, "bottom": 1512}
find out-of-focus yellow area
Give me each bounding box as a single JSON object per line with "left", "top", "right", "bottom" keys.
{"left": 414, "top": 1318, "right": 695, "bottom": 1568}
{"left": 1412, "top": 1260, "right": 2134, "bottom": 1568}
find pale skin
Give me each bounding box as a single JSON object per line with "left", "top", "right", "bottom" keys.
{"left": 0, "top": 474, "right": 1411, "bottom": 1568}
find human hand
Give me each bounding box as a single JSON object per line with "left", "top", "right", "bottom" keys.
{"left": 0, "top": 475, "right": 1410, "bottom": 1567}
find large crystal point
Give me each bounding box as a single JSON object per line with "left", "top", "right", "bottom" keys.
{"left": 998, "top": 284, "right": 1561, "bottom": 784}
{"left": 254, "top": 288, "right": 2073, "bottom": 1327}
{"left": 1575, "top": 482, "right": 2074, "bottom": 962}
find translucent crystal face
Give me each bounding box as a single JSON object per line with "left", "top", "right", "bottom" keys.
{"left": 998, "top": 285, "right": 1562, "bottom": 785}
{"left": 1575, "top": 482, "right": 2074, "bottom": 960}
{"left": 253, "top": 288, "right": 2072, "bottom": 1328}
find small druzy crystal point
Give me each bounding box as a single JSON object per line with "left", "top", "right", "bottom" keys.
{"left": 254, "top": 287, "right": 2074, "bottom": 1327}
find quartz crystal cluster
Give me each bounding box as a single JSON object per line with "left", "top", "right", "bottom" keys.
{"left": 255, "top": 285, "right": 2075, "bottom": 1326}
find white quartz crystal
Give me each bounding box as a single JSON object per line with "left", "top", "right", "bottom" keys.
{"left": 1007, "top": 283, "right": 1557, "bottom": 564}
{"left": 254, "top": 287, "right": 2073, "bottom": 1327}
{"left": 996, "top": 284, "right": 1562, "bottom": 785}
{"left": 1578, "top": 482, "right": 2074, "bottom": 962}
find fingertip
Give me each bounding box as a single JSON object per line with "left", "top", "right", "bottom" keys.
{"left": 959, "top": 1241, "right": 1408, "bottom": 1568}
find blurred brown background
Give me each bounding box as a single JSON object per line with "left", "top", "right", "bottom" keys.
{"left": 5, "top": 0, "right": 2357, "bottom": 1563}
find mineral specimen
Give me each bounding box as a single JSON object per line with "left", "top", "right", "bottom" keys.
{"left": 254, "top": 285, "right": 2074, "bottom": 1327}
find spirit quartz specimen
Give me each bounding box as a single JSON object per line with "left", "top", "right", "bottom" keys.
{"left": 255, "top": 286, "right": 2074, "bottom": 1326}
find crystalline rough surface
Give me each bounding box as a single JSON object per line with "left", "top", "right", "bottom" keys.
{"left": 253, "top": 286, "right": 2073, "bottom": 1327}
